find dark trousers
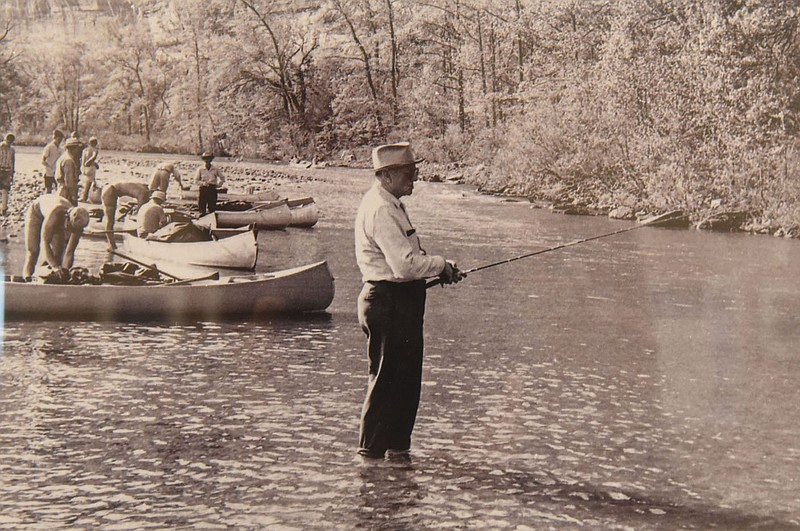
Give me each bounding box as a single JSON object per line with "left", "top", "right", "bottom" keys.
{"left": 357, "top": 280, "right": 427, "bottom": 455}
{"left": 198, "top": 185, "right": 217, "bottom": 215}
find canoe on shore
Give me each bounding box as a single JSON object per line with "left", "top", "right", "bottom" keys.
{"left": 223, "top": 197, "right": 319, "bottom": 228}
{"left": 120, "top": 229, "right": 258, "bottom": 270}
{"left": 286, "top": 197, "right": 318, "bottom": 228}
{"left": 180, "top": 189, "right": 282, "bottom": 203}
{"left": 196, "top": 201, "right": 293, "bottom": 230}
{"left": 2, "top": 261, "right": 335, "bottom": 319}
{"left": 216, "top": 197, "right": 319, "bottom": 228}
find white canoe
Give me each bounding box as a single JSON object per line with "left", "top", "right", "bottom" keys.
{"left": 239, "top": 197, "right": 319, "bottom": 228}
{"left": 2, "top": 261, "right": 335, "bottom": 319}
{"left": 121, "top": 229, "right": 258, "bottom": 270}
{"left": 196, "top": 201, "right": 292, "bottom": 230}
{"left": 286, "top": 197, "right": 318, "bottom": 228}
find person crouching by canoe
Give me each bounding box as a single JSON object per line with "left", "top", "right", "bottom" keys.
{"left": 101, "top": 181, "right": 151, "bottom": 250}
{"left": 149, "top": 161, "right": 188, "bottom": 195}
{"left": 194, "top": 151, "right": 225, "bottom": 215}
{"left": 137, "top": 190, "right": 168, "bottom": 238}
{"left": 23, "top": 194, "right": 90, "bottom": 280}
{"left": 354, "top": 142, "right": 464, "bottom": 461}
{"left": 55, "top": 137, "right": 84, "bottom": 206}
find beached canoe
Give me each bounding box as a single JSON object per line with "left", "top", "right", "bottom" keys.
{"left": 180, "top": 189, "right": 282, "bottom": 203}
{"left": 220, "top": 197, "right": 319, "bottom": 228}
{"left": 2, "top": 261, "right": 335, "bottom": 319}
{"left": 195, "top": 201, "right": 292, "bottom": 230}
{"left": 286, "top": 197, "right": 318, "bottom": 228}
{"left": 121, "top": 229, "right": 258, "bottom": 270}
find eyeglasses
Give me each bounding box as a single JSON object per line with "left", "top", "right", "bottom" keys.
{"left": 391, "top": 167, "right": 419, "bottom": 179}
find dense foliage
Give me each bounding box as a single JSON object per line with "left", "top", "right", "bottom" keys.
{"left": 1, "top": 0, "right": 798, "bottom": 230}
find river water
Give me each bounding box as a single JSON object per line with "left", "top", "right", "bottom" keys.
{"left": 1, "top": 151, "right": 799, "bottom": 529}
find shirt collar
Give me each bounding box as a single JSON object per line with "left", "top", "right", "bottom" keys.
{"left": 373, "top": 180, "right": 404, "bottom": 210}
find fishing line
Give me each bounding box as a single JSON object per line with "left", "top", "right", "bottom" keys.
{"left": 427, "top": 210, "right": 681, "bottom": 288}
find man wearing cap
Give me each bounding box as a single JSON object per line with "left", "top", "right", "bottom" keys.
{"left": 137, "top": 190, "right": 168, "bottom": 238}
{"left": 0, "top": 133, "right": 15, "bottom": 216}
{"left": 79, "top": 136, "right": 100, "bottom": 202}
{"left": 149, "top": 161, "right": 188, "bottom": 195}
{"left": 101, "top": 181, "right": 151, "bottom": 250}
{"left": 41, "top": 129, "right": 65, "bottom": 194}
{"left": 23, "top": 194, "right": 89, "bottom": 279}
{"left": 56, "top": 137, "right": 84, "bottom": 206}
{"left": 354, "top": 141, "right": 464, "bottom": 461}
{"left": 194, "top": 151, "right": 225, "bottom": 215}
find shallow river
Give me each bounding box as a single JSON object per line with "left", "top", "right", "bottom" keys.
{"left": 1, "top": 152, "right": 799, "bottom": 529}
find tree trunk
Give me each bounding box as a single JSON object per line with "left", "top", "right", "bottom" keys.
{"left": 386, "top": 0, "right": 399, "bottom": 124}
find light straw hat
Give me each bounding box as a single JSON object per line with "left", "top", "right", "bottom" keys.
{"left": 372, "top": 142, "right": 423, "bottom": 172}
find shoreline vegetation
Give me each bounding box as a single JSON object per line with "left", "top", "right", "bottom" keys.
{"left": 1, "top": 151, "right": 793, "bottom": 248}
{"left": 421, "top": 161, "right": 800, "bottom": 238}
{"left": 1, "top": 2, "right": 798, "bottom": 239}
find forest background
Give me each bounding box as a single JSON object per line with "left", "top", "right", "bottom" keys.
{"left": 0, "top": 0, "right": 799, "bottom": 233}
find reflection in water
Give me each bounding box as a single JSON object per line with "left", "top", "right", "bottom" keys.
{"left": 2, "top": 167, "right": 800, "bottom": 528}
{"left": 357, "top": 461, "right": 423, "bottom": 529}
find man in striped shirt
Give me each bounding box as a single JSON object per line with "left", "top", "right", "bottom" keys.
{"left": 0, "top": 133, "right": 16, "bottom": 216}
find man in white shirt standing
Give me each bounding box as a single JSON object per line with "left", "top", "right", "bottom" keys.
{"left": 194, "top": 151, "right": 225, "bottom": 215}
{"left": 354, "top": 142, "right": 464, "bottom": 461}
{"left": 41, "top": 129, "right": 64, "bottom": 194}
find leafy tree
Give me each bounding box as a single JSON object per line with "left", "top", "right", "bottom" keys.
{"left": 0, "top": 17, "right": 22, "bottom": 130}
{"left": 102, "top": 16, "right": 171, "bottom": 144}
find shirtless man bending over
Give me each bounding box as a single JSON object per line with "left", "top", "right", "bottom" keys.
{"left": 24, "top": 194, "right": 89, "bottom": 279}
{"left": 101, "top": 181, "right": 151, "bottom": 249}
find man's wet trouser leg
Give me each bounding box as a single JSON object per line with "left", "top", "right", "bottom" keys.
{"left": 357, "top": 280, "right": 426, "bottom": 457}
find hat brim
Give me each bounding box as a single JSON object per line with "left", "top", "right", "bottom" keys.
{"left": 375, "top": 158, "right": 424, "bottom": 172}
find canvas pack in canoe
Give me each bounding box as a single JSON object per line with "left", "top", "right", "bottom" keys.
{"left": 120, "top": 229, "right": 258, "bottom": 270}
{"left": 2, "top": 261, "right": 335, "bottom": 319}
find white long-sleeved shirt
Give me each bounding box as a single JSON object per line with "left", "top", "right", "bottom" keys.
{"left": 41, "top": 141, "right": 61, "bottom": 177}
{"left": 194, "top": 166, "right": 225, "bottom": 187}
{"left": 355, "top": 181, "right": 446, "bottom": 283}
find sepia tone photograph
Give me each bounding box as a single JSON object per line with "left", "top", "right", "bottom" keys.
{"left": 1, "top": 0, "right": 798, "bottom": 529}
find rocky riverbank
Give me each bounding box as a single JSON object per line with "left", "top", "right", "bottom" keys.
{"left": 422, "top": 162, "right": 799, "bottom": 239}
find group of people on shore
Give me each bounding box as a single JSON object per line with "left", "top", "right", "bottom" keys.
{"left": 2, "top": 128, "right": 228, "bottom": 279}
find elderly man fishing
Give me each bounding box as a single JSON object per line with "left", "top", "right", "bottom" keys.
{"left": 354, "top": 142, "right": 464, "bottom": 462}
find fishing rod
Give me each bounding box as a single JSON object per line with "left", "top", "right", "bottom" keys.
{"left": 427, "top": 210, "right": 682, "bottom": 289}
